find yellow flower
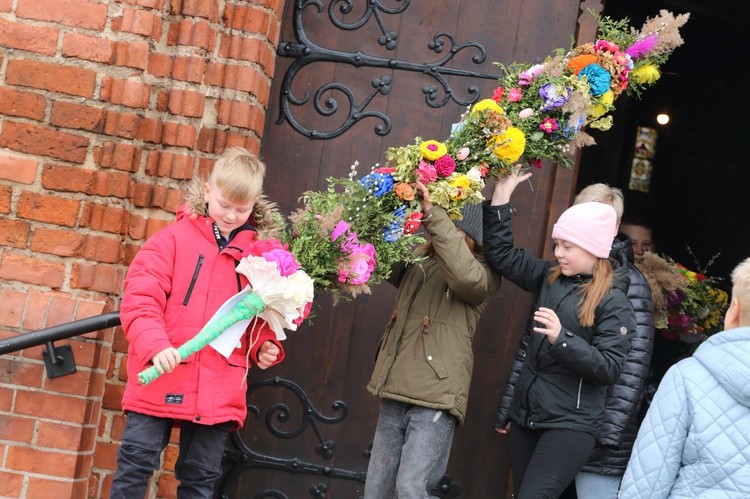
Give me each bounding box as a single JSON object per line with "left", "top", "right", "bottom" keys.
{"left": 471, "top": 98, "right": 504, "bottom": 115}
{"left": 590, "top": 90, "right": 614, "bottom": 118}
{"left": 449, "top": 175, "right": 471, "bottom": 190}
{"left": 420, "top": 140, "right": 447, "bottom": 161}
{"left": 489, "top": 127, "right": 526, "bottom": 163}
{"left": 631, "top": 64, "right": 661, "bottom": 85}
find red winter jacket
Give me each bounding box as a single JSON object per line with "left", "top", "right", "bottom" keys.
{"left": 119, "top": 206, "right": 285, "bottom": 429}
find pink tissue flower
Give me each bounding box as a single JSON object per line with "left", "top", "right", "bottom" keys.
{"left": 262, "top": 248, "right": 301, "bottom": 277}
{"left": 434, "top": 155, "right": 456, "bottom": 177}
{"left": 417, "top": 160, "right": 438, "bottom": 184}
{"left": 338, "top": 243, "right": 376, "bottom": 285}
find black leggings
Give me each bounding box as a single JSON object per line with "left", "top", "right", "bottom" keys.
{"left": 508, "top": 424, "right": 595, "bottom": 499}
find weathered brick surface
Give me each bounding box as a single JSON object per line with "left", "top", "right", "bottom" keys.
{"left": 0, "top": 0, "right": 282, "bottom": 496}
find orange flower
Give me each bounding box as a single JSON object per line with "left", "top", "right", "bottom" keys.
{"left": 394, "top": 182, "right": 415, "bottom": 201}
{"left": 567, "top": 54, "right": 599, "bottom": 75}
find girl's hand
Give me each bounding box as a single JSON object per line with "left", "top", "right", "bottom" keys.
{"left": 491, "top": 167, "right": 533, "bottom": 205}
{"left": 533, "top": 307, "right": 562, "bottom": 344}
{"left": 494, "top": 422, "right": 511, "bottom": 435}
{"left": 257, "top": 341, "right": 280, "bottom": 369}
{"left": 414, "top": 181, "right": 432, "bottom": 212}
{"left": 151, "top": 347, "right": 181, "bottom": 374}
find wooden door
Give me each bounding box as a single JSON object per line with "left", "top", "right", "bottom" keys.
{"left": 220, "top": 1, "right": 599, "bottom": 497}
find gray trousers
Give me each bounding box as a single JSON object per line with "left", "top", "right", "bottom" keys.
{"left": 364, "top": 399, "right": 456, "bottom": 499}
{"left": 110, "top": 411, "right": 233, "bottom": 499}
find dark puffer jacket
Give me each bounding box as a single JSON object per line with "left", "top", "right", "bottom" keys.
{"left": 580, "top": 234, "right": 654, "bottom": 475}
{"left": 484, "top": 203, "right": 635, "bottom": 436}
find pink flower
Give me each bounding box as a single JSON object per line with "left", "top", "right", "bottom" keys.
{"left": 373, "top": 167, "right": 396, "bottom": 174}
{"left": 625, "top": 34, "right": 658, "bottom": 60}
{"left": 434, "top": 155, "right": 456, "bottom": 177}
{"left": 292, "top": 301, "right": 313, "bottom": 326}
{"left": 338, "top": 243, "right": 376, "bottom": 285}
{"left": 243, "top": 238, "right": 288, "bottom": 258}
{"left": 539, "top": 118, "right": 559, "bottom": 134}
{"left": 331, "top": 220, "right": 352, "bottom": 242}
{"left": 507, "top": 87, "right": 523, "bottom": 102}
{"left": 417, "top": 160, "right": 438, "bottom": 184}
{"left": 530, "top": 159, "right": 543, "bottom": 169}
{"left": 262, "top": 248, "right": 301, "bottom": 277}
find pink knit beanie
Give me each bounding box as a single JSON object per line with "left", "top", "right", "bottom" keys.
{"left": 551, "top": 202, "right": 617, "bottom": 258}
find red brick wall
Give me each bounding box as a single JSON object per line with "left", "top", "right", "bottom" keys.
{"left": 0, "top": 1, "right": 283, "bottom": 497}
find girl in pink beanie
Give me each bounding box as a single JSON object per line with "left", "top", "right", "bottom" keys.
{"left": 481, "top": 169, "right": 636, "bottom": 499}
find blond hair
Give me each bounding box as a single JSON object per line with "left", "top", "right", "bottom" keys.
{"left": 574, "top": 183, "right": 624, "bottom": 222}
{"left": 548, "top": 258, "right": 614, "bottom": 327}
{"left": 731, "top": 257, "right": 750, "bottom": 321}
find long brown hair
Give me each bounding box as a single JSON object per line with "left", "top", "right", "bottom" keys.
{"left": 547, "top": 258, "right": 613, "bottom": 327}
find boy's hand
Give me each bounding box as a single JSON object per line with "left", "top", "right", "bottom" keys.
{"left": 257, "top": 341, "right": 280, "bottom": 369}
{"left": 151, "top": 347, "right": 181, "bottom": 374}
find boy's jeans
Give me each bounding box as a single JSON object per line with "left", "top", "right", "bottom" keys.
{"left": 110, "top": 411, "right": 232, "bottom": 499}
{"left": 364, "top": 399, "right": 456, "bottom": 499}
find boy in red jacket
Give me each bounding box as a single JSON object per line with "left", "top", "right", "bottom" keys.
{"left": 111, "top": 148, "right": 285, "bottom": 498}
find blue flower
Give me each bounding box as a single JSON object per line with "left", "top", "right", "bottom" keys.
{"left": 579, "top": 63, "right": 611, "bottom": 97}
{"left": 360, "top": 172, "right": 394, "bottom": 198}
{"left": 382, "top": 206, "right": 406, "bottom": 242}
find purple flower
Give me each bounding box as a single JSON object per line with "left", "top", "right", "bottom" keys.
{"left": 538, "top": 83, "right": 570, "bottom": 111}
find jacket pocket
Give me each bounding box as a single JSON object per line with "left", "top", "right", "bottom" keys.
{"left": 183, "top": 254, "right": 204, "bottom": 305}
{"left": 421, "top": 317, "right": 449, "bottom": 379}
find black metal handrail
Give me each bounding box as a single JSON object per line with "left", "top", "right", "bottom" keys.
{"left": 0, "top": 311, "right": 121, "bottom": 355}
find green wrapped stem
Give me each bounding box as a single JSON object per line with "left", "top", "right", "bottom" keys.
{"left": 137, "top": 292, "right": 265, "bottom": 386}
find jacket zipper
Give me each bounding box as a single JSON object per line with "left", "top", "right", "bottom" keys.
{"left": 183, "top": 254, "right": 204, "bottom": 305}
{"left": 576, "top": 378, "right": 583, "bottom": 409}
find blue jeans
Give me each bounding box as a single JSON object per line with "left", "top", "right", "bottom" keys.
{"left": 575, "top": 471, "right": 621, "bottom": 499}
{"left": 110, "top": 411, "right": 233, "bottom": 499}
{"left": 364, "top": 399, "right": 456, "bottom": 499}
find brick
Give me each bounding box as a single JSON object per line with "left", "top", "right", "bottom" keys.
{"left": 205, "top": 62, "right": 270, "bottom": 103}
{"left": 146, "top": 51, "right": 173, "bottom": 78}
{"left": 150, "top": 185, "right": 184, "bottom": 212}
{"left": 172, "top": 19, "right": 215, "bottom": 51}
{"left": 50, "top": 101, "right": 105, "bottom": 132}
{"left": 30, "top": 227, "right": 84, "bottom": 257}
{"left": 103, "top": 111, "right": 140, "bottom": 139}
{"left": 69, "top": 339, "right": 111, "bottom": 370}
{"left": 0, "top": 253, "right": 66, "bottom": 288}
{"left": 21, "top": 289, "right": 51, "bottom": 330}
{"left": 0, "top": 218, "right": 31, "bottom": 248}
{"left": 37, "top": 421, "right": 96, "bottom": 452}
{"left": 101, "top": 382, "right": 125, "bottom": 411}
{"left": 16, "top": 0, "right": 107, "bottom": 30}
{"left": 216, "top": 99, "right": 265, "bottom": 131}
{"left": 0, "top": 152, "right": 38, "bottom": 183}
{"left": 6, "top": 445, "right": 78, "bottom": 475}
{"left": 82, "top": 234, "right": 124, "bottom": 264}
{"left": 47, "top": 293, "right": 77, "bottom": 327}
{"left": 0, "top": 18, "right": 58, "bottom": 54}
{"left": 26, "top": 477, "right": 88, "bottom": 498}
{"left": 145, "top": 150, "right": 195, "bottom": 179}
{"left": 220, "top": 35, "right": 275, "bottom": 74}
{"left": 62, "top": 32, "right": 114, "bottom": 63}
{"left": 80, "top": 203, "right": 130, "bottom": 234}
{"left": 130, "top": 183, "right": 153, "bottom": 207}
{"left": 179, "top": 0, "right": 218, "bottom": 20}
{"left": 0, "top": 184, "right": 10, "bottom": 213}
{"left": 70, "top": 263, "right": 124, "bottom": 294}
{"left": 171, "top": 55, "right": 205, "bottom": 83}
{"left": 0, "top": 471, "right": 24, "bottom": 498}
{"left": 91, "top": 440, "right": 119, "bottom": 470}
{"left": 0, "top": 86, "right": 46, "bottom": 120}
{"left": 44, "top": 368, "right": 102, "bottom": 399}
{"left": 100, "top": 77, "right": 151, "bottom": 109}
{"left": 41, "top": 163, "right": 95, "bottom": 193}
{"left": 0, "top": 357, "right": 45, "bottom": 387}
{"left": 94, "top": 142, "right": 141, "bottom": 172}
{"left": 0, "top": 415, "right": 36, "bottom": 443}
{"left": 0, "top": 387, "right": 12, "bottom": 411}
{"left": 74, "top": 300, "right": 109, "bottom": 321}
{"left": 161, "top": 122, "right": 197, "bottom": 148}
{"left": 114, "top": 40, "right": 150, "bottom": 69}
{"left": 16, "top": 190, "right": 81, "bottom": 226}
{"left": 224, "top": 4, "right": 271, "bottom": 34}
{"left": 0, "top": 121, "right": 89, "bottom": 163}
{"left": 0, "top": 288, "right": 27, "bottom": 327}
{"left": 117, "top": 7, "right": 162, "bottom": 39}
{"left": 6, "top": 59, "right": 96, "bottom": 98}
{"left": 167, "top": 88, "right": 205, "bottom": 117}
{"left": 135, "top": 117, "right": 163, "bottom": 143}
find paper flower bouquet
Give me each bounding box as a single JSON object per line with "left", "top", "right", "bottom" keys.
{"left": 371, "top": 10, "right": 690, "bottom": 218}
{"left": 137, "top": 238, "right": 315, "bottom": 385}
{"left": 283, "top": 163, "right": 425, "bottom": 299}
{"left": 637, "top": 252, "right": 728, "bottom": 344}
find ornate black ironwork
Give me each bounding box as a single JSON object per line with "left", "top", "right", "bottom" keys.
{"left": 216, "top": 376, "right": 367, "bottom": 498}
{"left": 276, "top": 0, "right": 501, "bottom": 139}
